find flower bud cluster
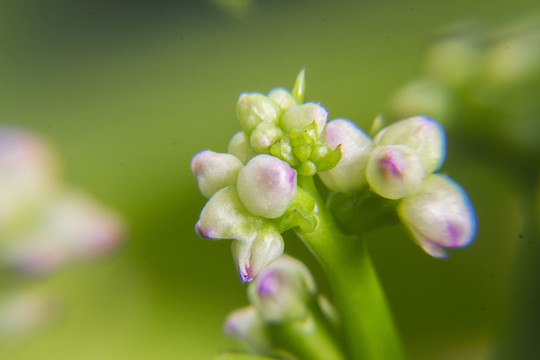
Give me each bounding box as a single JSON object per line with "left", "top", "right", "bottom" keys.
{"left": 317, "top": 115, "right": 476, "bottom": 257}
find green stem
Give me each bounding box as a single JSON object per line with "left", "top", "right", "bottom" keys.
{"left": 296, "top": 176, "right": 403, "bottom": 360}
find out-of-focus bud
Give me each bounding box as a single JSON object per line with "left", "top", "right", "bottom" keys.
{"left": 279, "top": 103, "right": 328, "bottom": 137}
{"left": 195, "top": 186, "right": 260, "bottom": 243}
{"left": 374, "top": 116, "right": 446, "bottom": 173}
{"left": 223, "top": 306, "right": 272, "bottom": 354}
{"left": 237, "top": 93, "right": 282, "bottom": 135}
{"left": 231, "top": 225, "right": 284, "bottom": 283}
{"left": 191, "top": 150, "right": 243, "bottom": 198}
{"left": 318, "top": 119, "right": 373, "bottom": 194}
{"left": 236, "top": 155, "right": 297, "bottom": 219}
{"left": 268, "top": 87, "right": 296, "bottom": 111}
{"left": 248, "top": 255, "right": 316, "bottom": 323}
{"left": 249, "top": 122, "right": 284, "bottom": 153}
{"left": 3, "top": 191, "right": 124, "bottom": 275}
{"left": 397, "top": 174, "right": 477, "bottom": 258}
{"left": 292, "top": 68, "right": 306, "bottom": 104}
{"left": 227, "top": 131, "right": 257, "bottom": 164}
{"left": 0, "top": 129, "right": 60, "bottom": 236}
{"left": 366, "top": 144, "right": 426, "bottom": 199}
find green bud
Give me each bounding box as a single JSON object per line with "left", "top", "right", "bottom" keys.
{"left": 270, "top": 138, "right": 297, "bottom": 166}
{"left": 296, "top": 161, "right": 317, "bottom": 176}
{"left": 228, "top": 131, "right": 257, "bottom": 164}
{"left": 292, "top": 144, "right": 312, "bottom": 163}
{"left": 292, "top": 68, "right": 306, "bottom": 104}
{"left": 268, "top": 87, "right": 296, "bottom": 111}
{"left": 280, "top": 103, "right": 328, "bottom": 137}
{"left": 250, "top": 122, "right": 284, "bottom": 153}
{"left": 237, "top": 93, "right": 281, "bottom": 135}
{"left": 315, "top": 145, "right": 342, "bottom": 172}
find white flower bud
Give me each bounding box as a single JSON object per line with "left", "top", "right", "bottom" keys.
{"left": 279, "top": 102, "right": 328, "bottom": 136}
{"left": 366, "top": 144, "right": 426, "bottom": 199}
{"left": 318, "top": 119, "right": 373, "bottom": 194}
{"left": 237, "top": 155, "right": 297, "bottom": 219}
{"left": 237, "top": 93, "right": 281, "bottom": 135}
{"left": 223, "top": 306, "right": 271, "bottom": 353}
{"left": 268, "top": 87, "right": 296, "bottom": 111}
{"left": 374, "top": 115, "right": 446, "bottom": 173}
{"left": 195, "top": 186, "right": 261, "bottom": 243}
{"left": 191, "top": 150, "right": 243, "bottom": 198}
{"left": 231, "top": 225, "right": 284, "bottom": 283}
{"left": 249, "top": 122, "right": 284, "bottom": 153}
{"left": 397, "top": 174, "right": 477, "bottom": 258}
{"left": 227, "top": 131, "right": 257, "bottom": 164}
{"left": 248, "top": 255, "right": 316, "bottom": 323}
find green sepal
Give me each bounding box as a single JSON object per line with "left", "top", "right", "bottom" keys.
{"left": 270, "top": 137, "right": 297, "bottom": 166}
{"left": 276, "top": 187, "right": 318, "bottom": 233}
{"left": 316, "top": 145, "right": 342, "bottom": 172}
{"left": 296, "top": 161, "right": 317, "bottom": 176}
{"left": 292, "top": 68, "right": 306, "bottom": 104}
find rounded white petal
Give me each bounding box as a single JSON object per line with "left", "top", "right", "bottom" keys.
{"left": 191, "top": 150, "right": 243, "bottom": 198}
{"left": 279, "top": 102, "right": 328, "bottom": 136}
{"left": 366, "top": 144, "right": 426, "bottom": 199}
{"left": 318, "top": 119, "right": 373, "bottom": 194}
{"left": 237, "top": 155, "right": 297, "bottom": 218}
{"left": 397, "top": 174, "right": 477, "bottom": 257}
{"left": 374, "top": 115, "right": 446, "bottom": 173}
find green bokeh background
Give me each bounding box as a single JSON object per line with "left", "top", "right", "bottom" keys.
{"left": 0, "top": 1, "right": 538, "bottom": 359}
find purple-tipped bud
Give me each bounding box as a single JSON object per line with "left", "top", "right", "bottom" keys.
{"left": 223, "top": 306, "right": 271, "bottom": 353}
{"left": 237, "top": 93, "right": 282, "bottom": 135}
{"left": 268, "top": 87, "right": 296, "bottom": 111}
{"left": 248, "top": 255, "right": 316, "bottom": 323}
{"left": 191, "top": 150, "right": 243, "bottom": 198}
{"left": 237, "top": 155, "right": 297, "bottom": 219}
{"left": 397, "top": 174, "right": 477, "bottom": 258}
{"left": 231, "top": 226, "right": 284, "bottom": 283}
{"left": 196, "top": 186, "right": 260, "bottom": 243}
{"left": 279, "top": 103, "right": 328, "bottom": 136}
{"left": 227, "top": 131, "right": 257, "bottom": 164}
{"left": 366, "top": 144, "right": 426, "bottom": 199}
{"left": 374, "top": 115, "right": 446, "bottom": 173}
{"left": 318, "top": 119, "right": 373, "bottom": 194}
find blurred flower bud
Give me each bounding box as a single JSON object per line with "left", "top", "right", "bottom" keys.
{"left": 249, "top": 122, "right": 284, "bottom": 153}
{"left": 191, "top": 150, "right": 243, "bottom": 198}
{"left": 374, "top": 115, "right": 446, "bottom": 173}
{"left": 248, "top": 255, "right": 316, "bottom": 323}
{"left": 231, "top": 225, "right": 284, "bottom": 283}
{"left": 318, "top": 119, "right": 373, "bottom": 194}
{"left": 223, "top": 306, "right": 272, "bottom": 353}
{"left": 3, "top": 191, "right": 124, "bottom": 275}
{"left": 228, "top": 131, "right": 257, "bottom": 164}
{"left": 268, "top": 87, "right": 296, "bottom": 111}
{"left": 237, "top": 93, "right": 282, "bottom": 135}
{"left": 279, "top": 103, "right": 328, "bottom": 137}
{"left": 196, "top": 186, "right": 260, "bottom": 243}
{"left": 292, "top": 68, "right": 306, "bottom": 104}
{"left": 397, "top": 174, "right": 477, "bottom": 258}
{"left": 366, "top": 144, "right": 426, "bottom": 199}
{"left": 236, "top": 155, "right": 297, "bottom": 218}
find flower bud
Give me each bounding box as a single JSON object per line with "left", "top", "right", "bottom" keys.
{"left": 366, "top": 144, "right": 426, "bottom": 199}
{"left": 237, "top": 155, "right": 297, "bottom": 218}
{"left": 227, "top": 131, "right": 257, "bottom": 164}
{"left": 191, "top": 150, "right": 243, "bottom": 198}
{"left": 237, "top": 93, "right": 281, "bottom": 135}
{"left": 196, "top": 186, "right": 260, "bottom": 243}
{"left": 249, "top": 122, "right": 284, "bottom": 153}
{"left": 374, "top": 115, "right": 446, "bottom": 173}
{"left": 318, "top": 119, "right": 373, "bottom": 194}
{"left": 223, "top": 306, "right": 271, "bottom": 353}
{"left": 268, "top": 87, "right": 296, "bottom": 111}
{"left": 279, "top": 103, "right": 328, "bottom": 136}
{"left": 231, "top": 225, "right": 284, "bottom": 283}
{"left": 248, "top": 255, "right": 315, "bottom": 323}
{"left": 397, "top": 174, "right": 477, "bottom": 258}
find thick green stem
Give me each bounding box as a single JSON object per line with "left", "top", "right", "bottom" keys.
{"left": 296, "top": 176, "right": 403, "bottom": 360}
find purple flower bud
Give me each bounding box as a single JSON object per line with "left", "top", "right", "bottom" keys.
{"left": 191, "top": 150, "right": 243, "bottom": 198}
{"left": 223, "top": 306, "right": 271, "bottom": 353}
{"left": 318, "top": 119, "right": 373, "bottom": 194}
{"left": 247, "top": 255, "right": 316, "bottom": 323}
{"left": 366, "top": 144, "right": 426, "bottom": 199}
{"left": 397, "top": 174, "right": 477, "bottom": 258}
{"left": 237, "top": 155, "right": 297, "bottom": 219}
{"left": 279, "top": 102, "right": 328, "bottom": 136}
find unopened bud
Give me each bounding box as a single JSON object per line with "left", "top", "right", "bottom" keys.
{"left": 318, "top": 119, "right": 373, "bottom": 194}
{"left": 237, "top": 155, "right": 297, "bottom": 218}
{"left": 366, "top": 144, "right": 426, "bottom": 199}
{"left": 227, "top": 131, "right": 257, "bottom": 164}
{"left": 279, "top": 103, "right": 328, "bottom": 137}
{"left": 374, "top": 115, "right": 446, "bottom": 173}
{"left": 191, "top": 150, "right": 243, "bottom": 198}
{"left": 249, "top": 122, "right": 284, "bottom": 153}
{"left": 397, "top": 174, "right": 477, "bottom": 258}
{"left": 237, "top": 93, "right": 281, "bottom": 135}
{"left": 268, "top": 87, "right": 296, "bottom": 111}
{"left": 223, "top": 306, "right": 271, "bottom": 353}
